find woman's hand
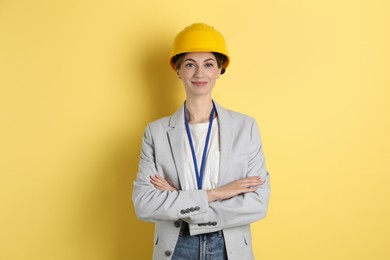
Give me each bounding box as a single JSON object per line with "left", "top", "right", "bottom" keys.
{"left": 150, "top": 175, "right": 176, "bottom": 191}
{"left": 207, "top": 176, "right": 265, "bottom": 202}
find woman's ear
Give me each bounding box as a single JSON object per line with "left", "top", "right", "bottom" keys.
{"left": 217, "top": 68, "right": 223, "bottom": 77}
{"left": 176, "top": 71, "right": 181, "bottom": 79}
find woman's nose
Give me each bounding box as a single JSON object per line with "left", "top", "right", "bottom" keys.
{"left": 194, "top": 67, "right": 204, "bottom": 78}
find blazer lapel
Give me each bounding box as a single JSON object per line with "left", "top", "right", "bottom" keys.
{"left": 214, "top": 102, "right": 233, "bottom": 186}
{"left": 167, "top": 104, "right": 187, "bottom": 189}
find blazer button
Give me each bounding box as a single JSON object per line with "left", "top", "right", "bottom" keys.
{"left": 194, "top": 206, "right": 200, "bottom": 211}
{"left": 190, "top": 207, "right": 195, "bottom": 212}
{"left": 165, "top": 250, "right": 171, "bottom": 256}
{"left": 185, "top": 209, "right": 191, "bottom": 214}
{"left": 180, "top": 209, "right": 186, "bottom": 214}
{"left": 174, "top": 221, "right": 180, "bottom": 228}
{"left": 212, "top": 221, "right": 217, "bottom": 226}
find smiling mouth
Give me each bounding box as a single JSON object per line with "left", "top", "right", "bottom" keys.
{"left": 192, "top": 81, "right": 207, "bottom": 87}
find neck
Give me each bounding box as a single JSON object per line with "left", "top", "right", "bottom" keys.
{"left": 185, "top": 97, "right": 214, "bottom": 124}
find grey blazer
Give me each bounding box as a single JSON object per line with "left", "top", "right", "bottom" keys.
{"left": 132, "top": 101, "right": 270, "bottom": 260}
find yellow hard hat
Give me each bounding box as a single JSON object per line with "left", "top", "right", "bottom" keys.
{"left": 170, "top": 23, "right": 230, "bottom": 71}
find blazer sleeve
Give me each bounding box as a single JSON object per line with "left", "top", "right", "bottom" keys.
{"left": 186, "top": 120, "right": 271, "bottom": 235}
{"left": 132, "top": 124, "right": 210, "bottom": 222}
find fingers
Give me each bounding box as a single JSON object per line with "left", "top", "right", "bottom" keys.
{"left": 150, "top": 175, "right": 168, "bottom": 188}
{"left": 236, "top": 178, "right": 262, "bottom": 188}
{"left": 150, "top": 175, "right": 176, "bottom": 191}
{"left": 237, "top": 176, "right": 266, "bottom": 187}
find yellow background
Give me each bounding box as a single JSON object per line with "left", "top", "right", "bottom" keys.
{"left": 1, "top": 0, "right": 389, "bottom": 259}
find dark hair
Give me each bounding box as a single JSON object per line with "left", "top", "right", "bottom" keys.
{"left": 171, "top": 52, "right": 228, "bottom": 74}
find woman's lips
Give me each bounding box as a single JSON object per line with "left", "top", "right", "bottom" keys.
{"left": 192, "top": 81, "right": 207, "bottom": 87}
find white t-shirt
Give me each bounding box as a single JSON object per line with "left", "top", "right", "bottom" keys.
{"left": 182, "top": 118, "right": 220, "bottom": 191}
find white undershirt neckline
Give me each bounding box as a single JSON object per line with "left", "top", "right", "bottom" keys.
{"left": 182, "top": 117, "right": 220, "bottom": 191}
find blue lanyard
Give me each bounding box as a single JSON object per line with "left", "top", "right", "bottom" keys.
{"left": 184, "top": 102, "right": 216, "bottom": 190}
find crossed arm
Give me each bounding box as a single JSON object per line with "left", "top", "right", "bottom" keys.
{"left": 150, "top": 174, "right": 265, "bottom": 202}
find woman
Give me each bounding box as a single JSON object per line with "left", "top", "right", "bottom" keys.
{"left": 133, "top": 23, "right": 270, "bottom": 260}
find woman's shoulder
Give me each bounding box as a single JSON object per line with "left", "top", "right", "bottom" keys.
{"left": 145, "top": 104, "right": 184, "bottom": 130}
{"left": 219, "top": 106, "right": 257, "bottom": 125}
{"left": 225, "top": 108, "right": 254, "bottom": 119}
{"left": 146, "top": 116, "right": 171, "bottom": 129}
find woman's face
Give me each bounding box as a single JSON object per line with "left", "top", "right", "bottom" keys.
{"left": 177, "top": 52, "right": 222, "bottom": 99}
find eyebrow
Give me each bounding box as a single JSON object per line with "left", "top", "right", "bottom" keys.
{"left": 183, "top": 58, "right": 216, "bottom": 63}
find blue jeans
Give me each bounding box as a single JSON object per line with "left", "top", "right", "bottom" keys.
{"left": 172, "top": 223, "right": 228, "bottom": 260}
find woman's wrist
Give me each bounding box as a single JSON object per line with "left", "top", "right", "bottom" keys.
{"left": 207, "top": 189, "right": 220, "bottom": 202}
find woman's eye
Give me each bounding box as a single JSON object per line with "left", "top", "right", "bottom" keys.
{"left": 185, "top": 63, "right": 195, "bottom": 68}
{"left": 205, "top": 63, "right": 214, "bottom": 68}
